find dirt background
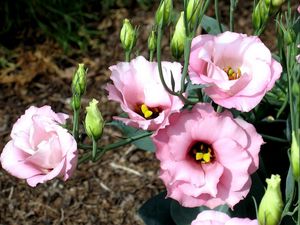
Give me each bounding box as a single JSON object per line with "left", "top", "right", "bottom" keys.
{"left": 0, "top": 1, "right": 295, "bottom": 225}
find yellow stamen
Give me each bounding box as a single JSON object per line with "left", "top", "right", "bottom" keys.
{"left": 223, "top": 66, "right": 241, "bottom": 80}
{"left": 141, "top": 104, "right": 153, "bottom": 119}
{"left": 196, "top": 152, "right": 203, "bottom": 160}
{"left": 203, "top": 152, "right": 211, "bottom": 162}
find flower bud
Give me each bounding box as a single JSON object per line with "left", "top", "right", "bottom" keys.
{"left": 291, "top": 131, "right": 299, "bottom": 180}
{"left": 148, "top": 30, "right": 157, "bottom": 52}
{"left": 283, "top": 28, "right": 296, "bottom": 45}
{"left": 120, "top": 19, "right": 136, "bottom": 52}
{"left": 72, "top": 64, "right": 87, "bottom": 97}
{"left": 85, "top": 99, "right": 104, "bottom": 141}
{"left": 155, "top": 0, "right": 173, "bottom": 27}
{"left": 170, "top": 11, "right": 186, "bottom": 59}
{"left": 252, "top": 0, "right": 269, "bottom": 31}
{"left": 258, "top": 174, "right": 283, "bottom": 225}
{"left": 186, "top": 0, "right": 202, "bottom": 27}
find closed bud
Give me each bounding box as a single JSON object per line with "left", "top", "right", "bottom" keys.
{"left": 284, "top": 28, "right": 296, "bottom": 45}
{"left": 155, "top": 0, "right": 173, "bottom": 27}
{"left": 85, "top": 99, "right": 104, "bottom": 141}
{"left": 291, "top": 131, "right": 299, "bottom": 180}
{"left": 120, "top": 19, "right": 136, "bottom": 51}
{"left": 186, "top": 0, "right": 202, "bottom": 27}
{"left": 170, "top": 12, "right": 186, "bottom": 59}
{"left": 148, "top": 30, "right": 157, "bottom": 52}
{"left": 252, "top": 0, "right": 269, "bottom": 31}
{"left": 72, "top": 63, "right": 87, "bottom": 97}
{"left": 258, "top": 174, "right": 283, "bottom": 225}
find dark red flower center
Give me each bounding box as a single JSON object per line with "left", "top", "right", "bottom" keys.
{"left": 135, "top": 103, "right": 162, "bottom": 120}
{"left": 189, "top": 142, "right": 215, "bottom": 164}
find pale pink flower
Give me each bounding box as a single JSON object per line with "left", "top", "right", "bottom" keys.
{"left": 189, "top": 31, "right": 282, "bottom": 112}
{"left": 191, "top": 210, "right": 258, "bottom": 225}
{"left": 0, "top": 106, "right": 77, "bottom": 187}
{"left": 153, "top": 103, "right": 263, "bottom": 208}
{"left": 106, "top": 56, "right": 183, "bottom": 131}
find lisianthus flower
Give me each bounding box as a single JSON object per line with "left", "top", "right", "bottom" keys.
{"left": 153, "top": 103, "right": 263, "bottom": 208}
{"left": 191, "top": 210, "right": 258, "bottom": 225}
{"left": 106, "top": 56, "right": 183, "bottom": 131}
{"left": 189, "top": 31, "right": 282, "bottom": 112}
{"left": 0, "top": 106, "right": 77, "bottom": 187}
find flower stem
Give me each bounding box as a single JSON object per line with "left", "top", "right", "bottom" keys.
{"left": 92, "top": 136, "right": 97, "bottom": 161}
{"left": 214, "top": 0, "right": 223, "bottom": 33}
{"left": 149, "top": 50, "right": 154, "bottom": 62}
{"left": 229, "top": 0, "right": 237, "bottom": 32}
{"left": 125, "top": 51, "right": 131, "bottom": 62}
{"left": 72, "top": 109, "right": 79, "bottom": 141}
{"left": 78, "top": 131, "right": 152, "bottom": 164}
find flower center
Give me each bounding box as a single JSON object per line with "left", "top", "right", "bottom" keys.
{"left": 136, "top": 103, "right": 161, "bottom": 120}
{"left": 223, "top": 66, "right": 241, "bottom": 80}
{"left": 189, "top": 142, "right": 214, "bottom": 164}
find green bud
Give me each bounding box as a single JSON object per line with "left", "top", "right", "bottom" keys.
{"left": 120, "top": 19, "right": 136, "bottom": 51}
{"left": 71, "top": 94, "right": 81, "bottom": 111}
{"left": 85, "top": 99, "right": 104, "bottom": 141}
{"left": 155, "top": 0, "right": 173, "bottom": 27}
{"left": 291, "top": 131, "right": 300, "bottom": 180}
{"left": 170, "top": 12, "right": 186, "bottom": 59}
{"left": 148, "top": 30, "right": 157, "bottom": 52}
{"left": 72, "top": 63, "right": 87, "bottom": 97}
{"left": 252, "top": 0, "right": 269, "bottom": 31}
{"left": 258, "top": 174, "right": 283, "bottom": 225}
{"left": 284, "top": 28, "right": 296, "bottom": 45}
{"left": 186, "top": 0, "right": 202, "bottom": 27}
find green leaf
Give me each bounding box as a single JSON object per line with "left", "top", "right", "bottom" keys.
{"left": 285, "top": 166, "right": 295, "bottom": 203}
{"left": 138, "top": 192, "right": 176, "bottom": 225}
{"left": 201, "top": 15, "right": 227, "bottom": 35}
{"left": 109, "top": 120, "right": 155, "bottom": 152}
{"left": 170, "top": 201, "right": 230, "bottom": 225}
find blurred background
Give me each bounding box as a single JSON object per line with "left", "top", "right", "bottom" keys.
{"left": 0, "top": 0, "right": 295, "bottom": 224}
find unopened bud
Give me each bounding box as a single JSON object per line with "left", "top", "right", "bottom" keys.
{"left": 120, "top": 19, "right": 136, "bottom": 51}
{"left": 252, "top": 0, "right": 269, "bottom": 31}
{"left": 85, "top": 99, "right": 104, "bottom": 140}
{"left": 291, "top": 131, "right": 299, "bottom": 180}
{"left": 148, "top": 30, "right": 157, "bottom": 52}
{"left": 155, "top": 0, "right": 173, "bottom": 27}
{"left": 258, "top": 174, "right": 283, "bottom": 225}
{"left": 170, "top": 12, "right": 186, "bottom": 59}
{"left": 186, "top": 0, "right": 202, "bottom": 27}
{"left": 72, "top": 64, "right": 87, "bottom": 97}
{"left": 284, "top": 28, "right": 296, "bottom": 45}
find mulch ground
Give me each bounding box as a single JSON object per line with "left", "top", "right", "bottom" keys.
{"left": 0, "top": 1, "right": 285, "bottom": 224}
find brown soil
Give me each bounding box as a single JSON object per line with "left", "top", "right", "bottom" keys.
{"left": 0, "top": 1, "right": 293, "bottom": 224}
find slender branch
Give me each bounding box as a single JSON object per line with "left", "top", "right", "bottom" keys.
{"left": 72, "top": 109, "right": 79, "bottom": 141}
{"left": 229, "top": 0, "right": 237, "bottom": 32}
{"left": 214, "top": 0, "right": 223, "bottom": 33}
{"left": 260, "top": 134, "right": 288, "bottom": 143}
{"left": 125, "top": 51, "right": 131, "bottom": 62}
{"left": 78, "top": 131, "right": 152, "bottom": 164}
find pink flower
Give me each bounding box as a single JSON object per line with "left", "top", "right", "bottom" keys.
{"left": 106, "top": 56, "right": 183, "bottom": 131}
{"left": 153, "top": 103, "right": 263, "bottom": 208}
{"left": 0, "top": 106, "right": 77, "bottom": 187}
{"left": 189, "top": 32, "right": 282, "bottom": 112}
{"left": 191, "top": 210, "right": 258, "bottom": 225}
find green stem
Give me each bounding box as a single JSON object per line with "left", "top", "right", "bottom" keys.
{"left": 92, "top": 137, "right": 97, "bottom": 161}
{"left": 72, "top": 109, "right": 79, "bottom": 141}
{"left": 229, "top": 0, "right": 237, "bottom": 32}
{"left": 149, "top": 50, "right": 154, "bottom": 62}
{"left": 125, "top": 51, "right": 131, "bottom": 62}
{"left": 78, "top": 131, "right": 152, "bottom": 164}
{"left": 156, "top": 25, "right": 177, "bottom": 95}
{"left": 216, "top": 105, "right": 223, "bottom": 113}
{"left": 180, "top": 36, "right": 193, "bottom": 95}
{"left": 214, "top": 0, "right": 223, "bottom": 33}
